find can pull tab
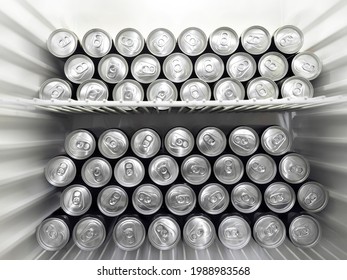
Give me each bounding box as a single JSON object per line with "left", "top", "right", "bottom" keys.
{"left": 75, "top": 140, "right": 91, "bottom": 151}
{"left": 207, "top": 191, "right": 224, "bottom": 209}
{"left": 202, "top": 133, "right": 216, "bottom": 147}
{"left": 86, "top": 85, "right": 103, "bottom": 101}
{"left": 155, "top": 223, "right": 170, "bottom": 243}
{"left": 269, "top": 191, "right": 288, "bottom": 205}
{"left": 189, "top": 226, "right": 205, "bottom": 242}
{"left": 304, "top": 191, "right": 318, "bottom": 205}
{"left": 279, "top": 34, "right": 296, "bottom": 47}
{"left": 156, "top": 161, "right": 171, "bottom": 180}
{"left": 137, "top": 62, "right": 156, "bottom": 76}
{"left": 264, "top": 59, "right": 278, "bottom": 71}
{"left": 108, "top": 191, "right": 121, "bottom": 206}
{"left": 45, "top": 224, "right": 64, "bottom": 241}
{"left": 71, "top": 190, "right": 84, "bottom": 208}
{"left": 240, "top": 189, "right": 256, "bottom": 206}
{"left": 232, "top": 60, "right": 250, "bottom": 78}
{"left": 107, "top": 62, "right": 119, "bottom": 79}
{"left": 71, "top": 62, "right": 89, "bottom": 80}
{"left": 92, "top": 34, "right": 103, "bottom": 48}
{"left": 123, "top": 85, "right": 135, "bottom": 100}
{"left": 172, "top": 59, "right": 183, "bottom": 75}
{"left": 141, "top": 135, "right": 154, "bottom": 150}
{"left": 289, "top": 164, "right": 304, "bottom": 175}
{"left": 255, "top": 83, "right": 269, "bottom": 97}
{"left": 224, "top": 159, "right": 233, "bottom": 174}
{"left": 171, "top": 133, "right": 189, "bottom": 148}
{"left": 123, "top": 226, "right": 135, "bottom": 244}
{"left": 251, "top": 161, "right": 266, "bottom": 173}
{"left": 104, "top": 136, "right": 123, "bottom": 153}
{"left": 203, "top": 59, "right": 214, "bottom": 73}
{"left": 90, "top": 164, "right": 104, "bottom": 182}
{"left": 271, "top": 133, "right": 286, "bottom": 149}
{"left": 120, "top": 36, "right": 139, "bottom": 51}
{"left": 50, "top": 85, "right": 65, "bottom": 99}
{"left": 218, "top": 32, "right": 231, "bottom": 49}
{"left": 291, "top": 82, "right": 304, "bottom": 97}
{"left": 221, "top": 85, "right": 236, "bottom": 100}
{"left": 245, "top": 33, "right": 264, "bottom": 49}
{"left": 56, "top": 162, "right": 68, "bottom": 176}
{"left": 293, "top": 225, "right": 310, "bottom": 238}
{"left": 173, "top": 193, "right": 191, "bottom": 207}
{"left": 156, "top": 85, "right": 171, "bottom": 101}
{"left": 264, "top": 221, "right": 279, "bottom": 237}
{"left": 233, "top": 134, "right": 254, "bottom": 151}
{"left": 224, "top": 227, "right": 242, "bottom": 240}
{"left": 125, "top": 162, "right": 134, "bottom": 177}
{"left": 301, "top": 61, "right": 316, "bottom": 73}
{"left": 189, "top": 84, "right": 201, "bottom": 99}
{"left": 58, "top": 35, "right": 72, "bottom": 48}
{"left": 184, "top": 33, "right": 201, "bottom": 50}
{"left": 80, "top": 223, "right": 100, "bottom": 243}
{"left": 188, "top": 162, "right": 207, "bottom": 175}
{"left": 138, "top": 191, "right": 154, "bottom": 205}
{"left": 153, "top": 34, "right": 170, "bottom": 50}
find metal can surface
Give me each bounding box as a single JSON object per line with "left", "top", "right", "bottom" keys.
{"left": 132, "top": 184, "right": 163, "bottom": 215}
{"left": 180, "top": 78, "right": 211, "bottom": 108}
{"left": 198, "top": 183, "right": 229, "bottom": 215}
{"left": 64, "top": 54, "right": 95, "bottom": 84}
{"left": 36, "top": 217, "right": 70, "bottom": 251}
{"left": 146, "top": 79, "right": 178, "bottom": 110}
{"left": 98, "top": 129, "right": 129, "bottom": 159}
{"left": 97, "top": 185, "right": 128, "bottom": 217}
{"left": 164, "top": 127, "right": 195, "bottom": 157}
{"left": 114, "top": 28, "right": 145, "bottom": 57}
{"left": 213, "top": 78, "right": 245, "bottom": 101}
{"left": 247, "top": 77, "right": 279, "bottom": 100}
{"left": 213, "top": 154, "right": 244, "bottom": 185}
{"left": 131, "top": 54, "right": 161, "bottom": 84}
{"left": 241, "top": 26, "right": 271, "bottom": 55}
{"left": 114, "top": 156, "right": 145, "bottom": 187}
{"left": 64, "top": 129, "right": 96, "bottom": 160}
{"left": 163, "top": 53, "right": 193, "bottom": 83}
{"left": 229, "top": 126, "right": 259, "bottom": 156}
{"left": 261, "top": 126, "right": 291, "bottom": 156}
{"left": 194, "top": 53, "right": 224, "bottom": 83}
{"left": 45, "top": 156, "right": 76, "bottom": 187}
{"left": 289, "top": 215, "right": 321, "bottom": 248}
{"left": 60, "top": 184, "right": 92, "bottom": 216}
{"left": 147, "top": 28, "right": 176, "bottom": 57}
{"left": 113, "top": 216, "right": 146, "bottom": 251}
{"left": 148, "top": 155, "right": 179, "bottom": 186}
{"left": 98, "top": 54, "right": 128, "bottom": 84}
{"left": 231, "top": 182, "right": 262, "bottom": 213}
{"left": 76, "top": 79, "right": 109, "bottom": 101}
{"left": 226, "top": 52, "right": 257, "bottom": 82}
{"left": 165, "top": 184, "right": 196, "bottom": 216}
{"left": 82, "top": 28, "right": 112, "bottom": 58}
{"left": 281, "top": 76, "right": 314, "bottom": 98}
{"left": 218, "top": 215, "right": 251, "bottom": 250}
{"left": 177, "top": 27, "right": 207, "bottom": 56}
{"left": 297, "top": 181, "right": 328, "bottom": 213}
{"left": 196, "top": 127, "right": 226, "bottom": 157}
{"left": 47, "top": 28, "right": 78, "bottom": 58}
{"left": 39, "top": 78, "right": 72, "bottom": 100}
{"left": 264, "top": 182, "right": 296, "bottom": 213}
{"left": 148, "top": 216, "right": 181, "bottom": 250}
{"left": 131, "top": 128, "right": 161, "bottom": 158}
{"left": 209, "top": 27, "right": 239, "bottom": 56}
{"left": 291, "top": 52, "right": 322, "bottom": 80}
{"left": 279, "top": 153, "right": 310, "bottom": 184}
{"left": 181, "top": 155, "right": 211, "bottom": 185}
{"left": 246, "top": 154, "right": 277, "bottom": 184}
{"left": 273, "top": 25, "right": 304, "bottom": 55}
{"left": 81, "top": 157, "right": 112, "bottom": 188}
{"left": 258, "top": 52, "right": 289, "bottom": 81}
{"left": 112, "top": 79, "right": 144, "bottom": 110}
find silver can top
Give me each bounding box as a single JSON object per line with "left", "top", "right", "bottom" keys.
{"left": 279, "top": 153, "right": 310, "bottom": 184}
{"left": 131, "top": 128, "right": 161, "bottom": 158}
{"left": 98, "top": 54, "right": 128, "bottom": 84}
{"left": 247, "top": 77, "right": 279, "bottom": 100}
{"left": 194, "top": 53, "right": 225, "bottom": 83}
{"left": 147, "top": 28, "right": 176, "bottom": 57}
{"left": 97, "top": 185, "right": 128, "bottom": 217}
{"left": 181, "top": 155, "right": 211, "bottom": 185}
{"left": 183, "top": 215, "right": 216, "bottom": 250}
{"left": 146, "top": 79, "right": 178, "bottom": 110}
{"left": 289, "top": 215, "right": 321, "bottom": 248}
{"left": 297, "top": 181, "right": 328, "bottom": 212}
{"left": 164, "top": 127, "right": 195, "bottom": 157}
{"left": 196, "top": 127, "right": 227, "bottom": 157}
{"left": 253, "top": 215, "right": 286, "bottom": 249}
{"left": 209, "top": 27, "right": 239, "bottom": 56}
{"left": 229, "top": 126, "right": 259, "bottom": 156}
{"left": 264, "top": 182, "right": 296, "bottom": 213}
{"left": 292, "top": 52, "right": 322, "bottom": 80}
{"left": 47, "top": 28, "right": 78, "bottom": 58}
{"left": 177, "top": 27, "right": 207, "bottom": 56}
{"left": 226, "top": 52, "right": 257, "bottom": 82}
{"left": 114, "top": 156, "right": 145, "bottom": 187}
{"left": 45, "top": 156, "right": 76, "bottom": 187}
{"left": 273, "top": 25, "right": 304, "bottom": 54}
{"left": 281, "top": 76, "right": 314, "bottom": 98}
{"left": 246, "top": 154, "right": 277, "bottom": 184}
{"left": 241, "top": 25, "right": 271, "bottom": 55}
{"left": 165, "top": 184, "right": 196, "bottom": 216}
{"left": 131, "top": 54, "right": 161, "bottom": 84}
{"left": 132, "top": 184, "right": 163, "bottom": 215}
{"left": 98, "top": 129, "right": 129, "bottom": 159}
{"left": 148, "top": 155, "right": 179, "bottom": 186}
{"left": 64, "top": 54, "right": 95, "bottom": 84}
{"left": 39, "top": 78, "right": 72, "bottom": 100}
{"left": 82, "top": 28, "right": 112, "bottom": 58}
{"left": 76, "top": 79, "right": 109, "bottom": 101}
{"left": 65, "top": 129, "right": 96, "bottom": 160}
{"left": 60, "top": 184, "right": 92, "bottom": 216}
{"left": 148, "top": 216, "right": 181, "bottom": 250}
{"left": 112, "top": 79, "right": 144, "bottom": 110}
{"left": 261, "top": 126, "right": 291, "bottom": 156}
{"left": 81, "top": 157, "right": 112, "bottom": 188}
{"left": 163, "top": 53, "right": 193, "bottom": 83}
{"left": 198, "top": 183, "right": 229, "bottom": 215}
{"left": 113, "top": 217, "right": 146, "bottom": 251}
{"left": 36, "top": 217, "right": 70, "bottom": 251}
{"left": 73, "top": 217, "right": 106, "bottom": 251}
{"left": 258, "top": 52, "right": 289, "bottom": 81}
{"left": 218, "top": 216, "right": 251, "bottom": 250}
{"left": 213, "top": 154, "right": 244, "bottom": 185}
{"left": 231, "top": 182, "right": 262, "bottom": 213}
{"left": 180, "top": 78, "right": 211, "bottom": 106}
{"left": 115, "top": 28, "right": 145, "bottom": 57}
{"left": 213, "top": 78, "right": 245, "bottom": 101}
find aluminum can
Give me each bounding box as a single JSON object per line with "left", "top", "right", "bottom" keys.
{"left": 241, "top": 25, "right": 271, "bottom": 55}
{"left": 213, "top": 154, "right": 244, "bottom": 185}
{"left": 131, "top": 128, "right": 161, "bottom": 158}
{"left": 148, "top": 155, "right": 179, "bottom": 186}
{"left": 273, "top": 25, "right": 304, "bottom": 55}
{"left": 291, "top": 52, "right": 322, "bottom": 80}
{"left": 289, "top": 215, "right": 321, "bottom": 248}
{"left": 45, "top": 156, "right": 76, "bottom": 187}
{"left": 279, "top": 153, "right": 310, "bottom": 184}
{"left": 196, "top": 127, "right": 226, "bottom": 157}
{"left": 64, "top": 54, "right": 95, "bottom": 84}
{"left": 114, "top": 156, "right": 145, "bottom": 187}
{"left": 36, "top": 217, "right": 70, "bottom": 251}
{"left": 47, "top": 28, "right": 78, "bottom": 58}
{"left": 98, "top": 54, "right": 128, "bottom": 84}
{"left": 147, "top": 28, "right": 176, "bottom": 57}
{"left": 112, "top": 79, "right": 144, "bottom": 110}
{"left": 209, "top": 27, "right": 239, "bottom": 56}
{"left": 148, "top": 216, "right": 181, "bottom": 250}
{"left": 264, "top": 182, "right": 295, "bottom": 213}
{"left": 165, "top": 184, "right": 196, "bottom": 216}
{"left": 247, "top": 77, "right": 279, "bottom": 100}
{"left": 64, "top": 129, "right": 96, "bottom": 160}
{"left": 253, "top": 214, "right": 286, "bottom": 249}
{"left": 297, "top": 181, "right": 328, "bottom": 213}
{"left": 132, "top": 184, "right": 163, "bottom": 215}
{"left": 163, "top": 53, "right": 193, "bottom": 83}
{"left": 231, "top": 182, "right": 262, "bottom": 213}
{"left": 261, "top": 126, "right": 291, "bottom": 156}
{"left": 113, "top": 216, "right": 146, "bottom": 251}
{"left": 146, "top": 79, "right": 178, "bottom": 110}
{"left": 131, "top": 54, "right": 161, "bottom": 84}
{"left": 194, "top": 53, "right": 224, "bottom": 83}
{"left": 164, "top": 127, "right": 195, "bottom": 157}
{"left": 198, "top": 183, "right": 229, "bottom": 215}
{"left": 81, "top": 157, "right": 112, "bottom": 188}
{"left": 98, "top": 129, "right": 129, "bottom": 159}
{"left": 258, "top": 52, "right": 289, "bottom": 81}
{"left": 97, "top": 185, "right": 128, "bottom": 217}
{"left": 60, "top": 184, "right": 92, "bottom": 216}
{"left": 281, "top": 76, "right": 314, "bottom": 98}
{"left": 114, "top": 28, "right": 145, "bottom": 57}
{"left": 181, "top": 155, "right": 211, "bottom": 185}
{"left": 229, "top": 126, "right": 259, "bottom": 156}
{"left": 246, "top": 154, "right": 277, "bottom": 184}
{"left": 213, "top": 78, "right": 245, "bottom": 101}
{"left": 183, "top": 215, "right": 216, "bottom": 250}
{"left": 218, "top": 215, "right": 251, "bottom": 250}
{"left": 177, "top": 27, "right": 207, "bottom": 56}
{"left": 226, "top": 52, "right": 257, "bottom": 82}
{"left": 180, "top": 78, "right": 211, "bottom": 108}
{"left": 76, "top": 79, "right": 109, "bottom": 101}
{"left": 39, "top": 78, "right": 72, "bottom": 100}
{"left": 82, "top": 28, "right": 112, "bottom": 58}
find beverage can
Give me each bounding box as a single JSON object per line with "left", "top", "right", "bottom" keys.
{"left": 247, "top": 77, "right": 279, "bottom": 100}
{"left": 112, "top": 79, "right": 144, "bottom": 110}
{"left": 114, "top": 156, "right": 145, "bottom": 187}
{"left": 213, "top": 78, "right": 245, "bottom": 101}
{"left": 177, "top": 27, "right": 207, "bottom": 56}
{"left": 226, "top": 52, "right": 257, "bottom": 82}
{"left": 261, "top": 126, "right": 291, "bottom": 156}
{"left": 194, "top": 53, "right": 224, "bottom": 83}
{"left": 64, "top": 129, "right": 96, "bottom": 160}
{"left": 231, "top": 182, "right": 262, "bottom": 213}
{"left": 289, "top": 215, "right": 321, "bottom": 248}
{"left": 147, "top": 28, "right": 176, "bottom": 57}
{"left": 81, "top": 157, "right": 112, "bottom": 188}
{"left": 165, "top": 184, "right": 196, "bottom": 216}
{"left": 97, "top": 185, "right": 128, "bottom": 217}
{"left": 163, "top": 53, "right": 193, "bottom": 83}
{"left": 297, "top": 181, "right": 328, "bottom": 212}
{"left": 164, "top": 127, "right": 195, "bottom": 157}
{"left": 258, "top": 52, "right": 289, "bottom": 81}
{"left": 198, "top": 183, "right": 229, "bottom": 215}
{"left": 146, "top": 79, "right": 178, "bottom": 110}
{"left": 130, "top": 128, "right": 161, "bottom": 158}
{"left": 209, "top": 27, "right": 239, "bottom": 56}
{"left": 291, "top": 52, "right": 322, "bottom": 80}
{"left": 98, "top": 129, "right": 129, "bottom": 159}
{"left": 82, "top": 28, "right": 112, "bottom": 58}
{"left": 181, "top": 155, "right": 211, "bottom": 185}
{"left": 64, "top": 54, "right": 95, "bottom": 84}
{"left": 279, "top": 153, "right": 310, "bottom": 184}
{"left": 281, "top": 76, "right": 314, "bottom": 98}
{"left": 60, "top": 184, "right": 92, "bottom": 216}
{"left": 273, "top": 25, "right": 304, "bottom": 54}
{"left": 76, "top": 79, "right": 109, "bottom": 101}
{"left": 132, "top": 184, "right": 163, "bottom": 215}
{"left": 229, "top": 126, "right": 259, "bottom": 156}
{"left": 148, "top": 155, "right": 179, "bottom": 186}
{"left": 39, "top": 78, "right": 72, "bottom": 100}
{"left": 213, "top": 154, "right": 244, "bottom": 185}
{"left": 45, "top": 156, "right": 76, "bottom": 187}
{"left": 47, "top": 28, "right": 78, "bottom": 58}
{"left": 98, "top": 54, "right": 128, "bottom": 84}
{"left": 115, "top": 28, "right": 145, "bottom": 57}
{"left": 246, "top": 154, "right": 277, "bottom": 184}
{"left": 241, "top": 25, "right": 271, "bottom": 55}
{"left": 264, "top": 182, "right": 296, "bottom": 213}
{"left": 131, "top": 54, "right": 161, "bottom": 84}
{"left": 196, "top": 127, "right": 226, "bottom": 157}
